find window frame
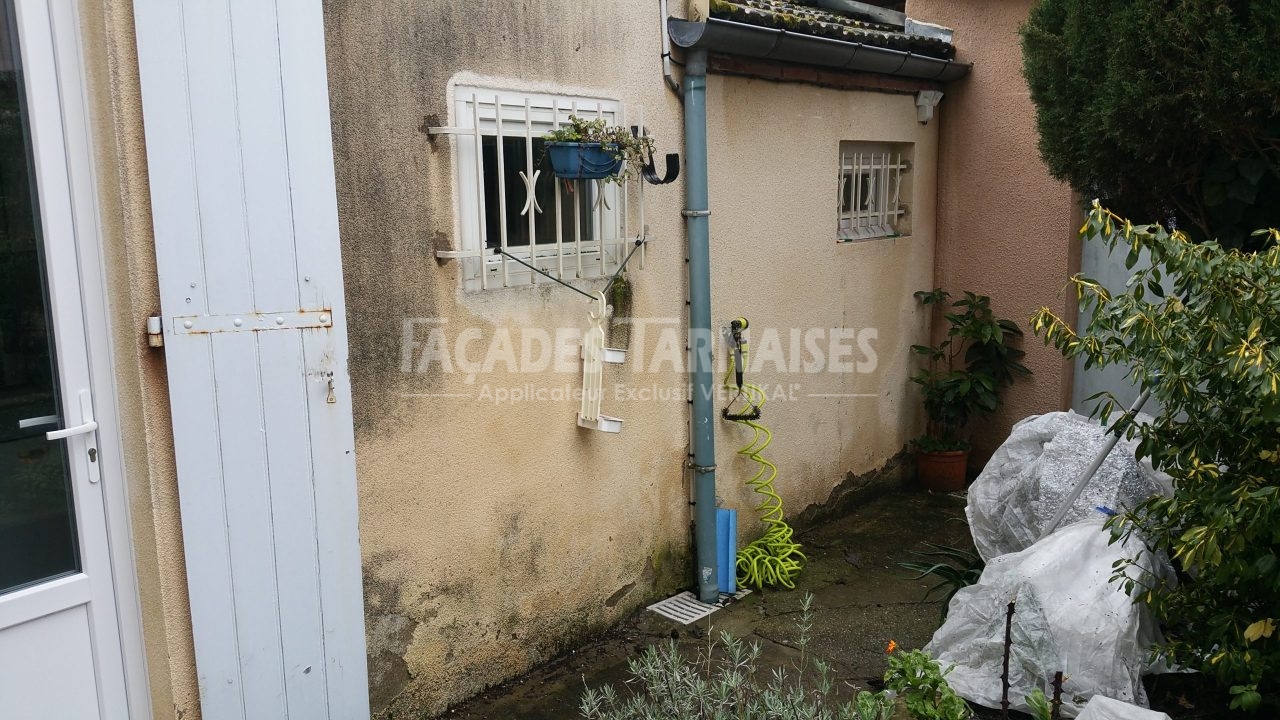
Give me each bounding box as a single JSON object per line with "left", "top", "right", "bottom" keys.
{"left": 837, "top": 141, "right": 912, "bottom": 242}
{"left": 453, "top": 86, "right": 628, "bottom": 291}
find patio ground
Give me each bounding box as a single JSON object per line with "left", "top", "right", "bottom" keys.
{"left": 441, "top": 488, "right": 971, "bottom": 719}
{"left": 438, "top": 487, "right": 1230, "bottom": 720}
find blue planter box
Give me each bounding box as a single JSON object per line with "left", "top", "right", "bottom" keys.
{"left": 546, "top": 142, "right": 623, "bottom": 180}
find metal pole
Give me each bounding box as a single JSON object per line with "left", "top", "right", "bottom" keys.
{"left": 1039, "top": 390, "right": 1152, "bottom": 540}
{"left": 683, "top": 48, "right": 719, "bottom": 602}
{"left": 1001, "top": 600, "right": 1015, "bottom": 719}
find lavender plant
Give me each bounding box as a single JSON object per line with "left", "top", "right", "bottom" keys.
{"left": 579, "top": 594, "right": 895, "bottom": 720}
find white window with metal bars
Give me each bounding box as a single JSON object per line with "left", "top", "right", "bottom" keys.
{"left": 837, "top": 141, "right": 912, "bottom": 242}
{"left": 431, "top": 87, "right": 648, "bottom": 292}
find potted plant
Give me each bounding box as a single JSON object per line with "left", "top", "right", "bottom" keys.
{"left": 541, "top": 115, "right": 653, "bottom": 181}
{"left": 911, "top": 289, "right": 1030, "bottom": 490}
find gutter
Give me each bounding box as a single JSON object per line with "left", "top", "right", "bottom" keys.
{"left": 667, "top": 17, "right": 971, "bottom": 83}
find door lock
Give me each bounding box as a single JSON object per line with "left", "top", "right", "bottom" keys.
{"left": 88, "top": 448, "right": 97, "bottom": 462}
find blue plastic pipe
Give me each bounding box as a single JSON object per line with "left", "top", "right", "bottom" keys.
{"left": 683, "top": 48, "right": 719, "bottom": 603}
{"left": 716, "top": 508, "right": 737, "bottom": 595}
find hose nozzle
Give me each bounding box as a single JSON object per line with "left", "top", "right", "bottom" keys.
{"left": 726, "top": 317, "right": 750, "bottom": 389}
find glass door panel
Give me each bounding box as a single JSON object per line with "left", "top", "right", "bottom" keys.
{"left": 0, "top": 0, "right": 77, "bottom": 594}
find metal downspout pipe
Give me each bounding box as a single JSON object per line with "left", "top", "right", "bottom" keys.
{"left": 682, "top": 48, "right": 719, "bottom": 603}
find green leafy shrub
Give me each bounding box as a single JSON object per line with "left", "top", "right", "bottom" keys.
{"left": 1024, "top": 687, "right": 1052, "bottom": 720}
{"left": 1032, "top": 202, "right": 1280, "bottom": 712}
{"left": 882, "top": 649, "right": 971, "bottom": 720}
{"left": 1022, "top": 0, "right": 1280, "bottom": 250}
{"left": 897, "top": 542, "right": 985, "bottom": 619}
{"left": 912, "top": 289, "right": 1030, "bottom": 451}
{"left": 579, "top": 595, "right": 896, "bottom": 720}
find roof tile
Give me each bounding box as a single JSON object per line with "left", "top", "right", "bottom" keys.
{"left": 708, "top": 0, "right": 955, "bottom": 59}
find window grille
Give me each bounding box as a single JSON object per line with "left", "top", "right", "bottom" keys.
{"left": 430, "top": 87, "right": 648, "bottom": 291}
{"left": 837, "top": 142, "right": 912, "bottom": 241}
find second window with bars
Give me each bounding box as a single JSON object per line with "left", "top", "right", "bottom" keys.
{"left": 837, "top": 141, "right": 913, "bottom": 242}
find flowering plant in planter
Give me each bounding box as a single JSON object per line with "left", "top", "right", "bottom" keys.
{"left": 911, "top": 289, "right": 1030, "bottom": 488}
{"left": 541, "top": 115, "right": 653, "bottom": 182}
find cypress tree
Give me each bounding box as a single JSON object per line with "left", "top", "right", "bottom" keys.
{"left": 1022, "top": 0, "right": 1280, "bottom": 249}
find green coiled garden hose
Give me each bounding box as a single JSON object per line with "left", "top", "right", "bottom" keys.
{"left": 723, "top": 344, "right": 806, "bottom": 590}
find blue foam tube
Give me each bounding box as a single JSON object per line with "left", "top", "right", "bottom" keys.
{"left": 716, "top": 508, "right": 737, "bottom": 595}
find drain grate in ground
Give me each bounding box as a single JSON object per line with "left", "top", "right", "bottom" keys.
{"left": 646, "top": 589, "right": 752, "bottom": 624}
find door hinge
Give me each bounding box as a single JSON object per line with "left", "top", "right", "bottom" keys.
{"left": 172, "top": 309, "right": 333, "bottom": 335}
{"left": 147, "top": 315, "right": 164, "bottom": 347}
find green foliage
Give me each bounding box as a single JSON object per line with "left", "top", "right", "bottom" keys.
{"left": 542, "top": 115, "right": 654, "bottom": 181}
{"left": 580, "top": 594, "right": 895, "bottom": 720}
{"left": 882, "top": 649, "right": 971, "bottom": 720}
{"left": 1025, "top": 688, "right": 1052, "bottom": 720}
{"left": 1230, "top": 684, "right": 1263, "bottom": 713}
{"left": 911, "top": 289, "right": 1030, "bottom": 450}
{"left": 897, "top": 542, "right": 985, "bottom": 619}
{"left": 1031, "top": 202, "right": 1280, "bottom": 712}
{"left": 852, "top": 691, "right": 896, "bottom": 720}
{"left": 1021, "top": 0, "right": 1280, "bottom": 250}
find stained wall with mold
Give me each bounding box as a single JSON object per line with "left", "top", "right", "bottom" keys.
{"left": 322, "top": 2, "right": 936, "bottom": 715}
{"left": 77, "top": 0, "right": 941, "bottom": 717}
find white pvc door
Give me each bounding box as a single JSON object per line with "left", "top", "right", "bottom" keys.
{"left": 0, "top": 0, "right": 130, "bottom": 717}
{"left": 133, "top": 1, "right": 369, "bottom": 717}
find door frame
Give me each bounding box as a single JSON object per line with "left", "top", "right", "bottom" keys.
{"left": 14, "top": 0, "right": 152, "bottom": 715}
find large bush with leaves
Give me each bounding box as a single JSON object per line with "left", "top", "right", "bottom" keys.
{"left": 1032, "top": 203, "right": 1279, "bottom": 712}
{"left": 1022, "top": 0, "right": 1280, "bottom": 249}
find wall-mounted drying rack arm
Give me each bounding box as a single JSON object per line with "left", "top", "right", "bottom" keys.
{"left": 602, "top": 236, "right": 648, "bottom": 298}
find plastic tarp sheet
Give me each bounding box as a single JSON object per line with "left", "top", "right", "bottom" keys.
{"left": 1077, "top": 696, "right": 1172, "bottom": 720}
{"left": 925, "top": 520, "right": 1168, "bottom": 718}
{"left": 966, "top": 411, "right": 1172, "bottom": 561}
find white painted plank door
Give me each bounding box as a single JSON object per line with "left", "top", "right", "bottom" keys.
{"left": 132, "top": 2, "right": 370, "bottom": 719}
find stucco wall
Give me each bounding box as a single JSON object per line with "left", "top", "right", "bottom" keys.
{"left": 905, "top": 0, "right": 1080, "bottom": 462}
{"left": 324, "top": 2, "right": 936, "bottom": 715}
{"left": 78, "top": 0, "right": 938, "bottom": 717}
{"left": 78, "top": 1, "right": 199, "bottom": 718}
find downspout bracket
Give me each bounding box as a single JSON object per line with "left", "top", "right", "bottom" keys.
{"left": 682, "top": 209, "right": 711, "bottom": 218}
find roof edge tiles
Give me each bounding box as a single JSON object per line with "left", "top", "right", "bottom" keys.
{"left": 709, "top": 0, "right": 954, "bottom": 58}
{"left": 668, "top": 16, "right": 971, "bottom": 83}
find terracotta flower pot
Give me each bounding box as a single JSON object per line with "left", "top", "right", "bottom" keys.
{"left": 917, "top": 449, "right": 969, "bottom": 491}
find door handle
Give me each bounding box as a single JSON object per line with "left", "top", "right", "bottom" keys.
{"left": 45, "top": 389, "right": 97, "bottom": 441}
{"left": 17, "top": 414, "right": 60, "bottom": 429}
{"left": 47, "top": 420, "right": 98, "bottom": 440}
